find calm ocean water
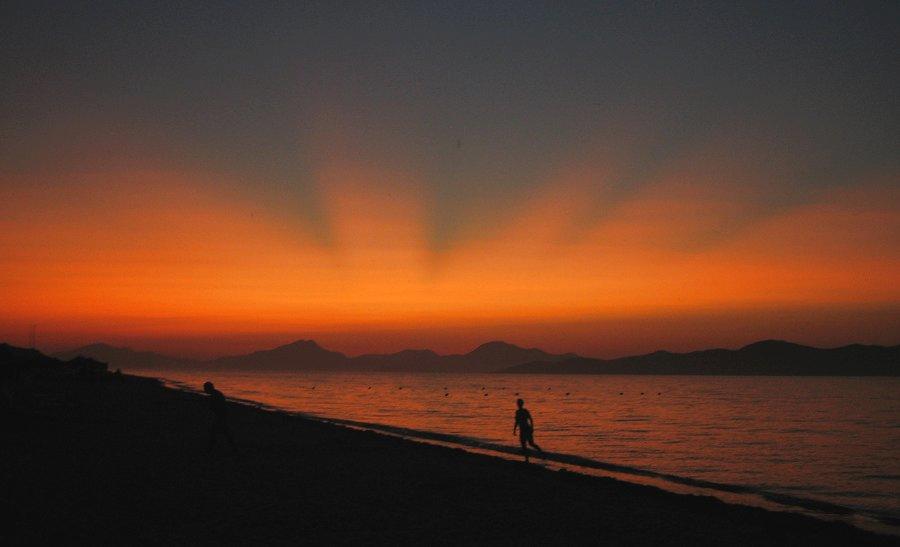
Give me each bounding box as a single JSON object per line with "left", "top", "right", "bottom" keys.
{"left": 155, "top": 370, "right": 900, "bottom": 529}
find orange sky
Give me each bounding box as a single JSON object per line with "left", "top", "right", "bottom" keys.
{"left": 3, "top": 2, "right": 900, "bottom": 360}
{"left": 2, "top": 158, "right": 898, "bottom": 359}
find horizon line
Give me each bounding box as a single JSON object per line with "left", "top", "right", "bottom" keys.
{"left": 40, "top": 336, "right": 900, "bottom": 363}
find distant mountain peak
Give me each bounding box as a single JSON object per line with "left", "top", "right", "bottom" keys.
{"left": 468, "top": 341, "right": 527, "bottom": 354}
{"left": 281, "top": 339, "right": 322, "bottom": 350}
{"left": 214, "top": 338, "right": 346, "bottom": 370}
{"left": 461, "top": 340, "right": 574, "bottom": 372}
{"left": 477, "top": 340, "right": 518, "bottom": 348}
{"left": 739, "top": 339, "right": 804, "bottom": 351}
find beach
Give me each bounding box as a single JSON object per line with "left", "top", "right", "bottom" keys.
{"left": 4, "top": 374, "right": 897, "bottom": 546}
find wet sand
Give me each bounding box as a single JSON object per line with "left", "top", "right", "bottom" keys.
{"left": 3, "top": 374, "right": 897, "bottom": 545}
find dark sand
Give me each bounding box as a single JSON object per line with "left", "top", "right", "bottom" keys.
{"left": 4, "top": 374, "right": 897, "bottom": 546}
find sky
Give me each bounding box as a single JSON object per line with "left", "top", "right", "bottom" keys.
{"left": 1, "top": 1, "right": 898, "bottom": 358}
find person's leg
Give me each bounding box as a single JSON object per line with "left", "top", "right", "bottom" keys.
{"left": 526, "top": 431, "right": 542, "bottom": 454}
{"left": 519, "top": 434, "right": 529, "bottom": 462}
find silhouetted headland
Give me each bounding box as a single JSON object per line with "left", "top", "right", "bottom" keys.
{"left": 4, "top": 344, "right": 897, "bottom": 544}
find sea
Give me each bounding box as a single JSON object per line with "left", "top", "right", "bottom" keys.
{"left": 152, "top": 369, "right": 900, "bottom": 534}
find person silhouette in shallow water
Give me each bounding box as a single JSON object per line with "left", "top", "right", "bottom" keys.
{"left": 203, "top": 381, "right": 236, "bottom": 453}
{"left": 513, "top": 398, "right": 542, "bottom": 462}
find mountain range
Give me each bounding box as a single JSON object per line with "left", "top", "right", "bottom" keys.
{"left": 53, "top": 340, "right": 576, "bottom": 373}
{"left": 49, "top": 339, "right": 899, "bottom": 375}
{"left": 504, "top": 340, "right": 900, "bottom": 376}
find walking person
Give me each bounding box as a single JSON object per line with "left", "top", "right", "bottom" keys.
{"left": 513, "top": 398, "right": 543, "bottom": 462}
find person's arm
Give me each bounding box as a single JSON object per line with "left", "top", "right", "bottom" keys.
{"left": 527, "top": 410, "right": 534, "bottom": 429}
{"left": 513, "top": 415, "right": 518, "bottom": 435}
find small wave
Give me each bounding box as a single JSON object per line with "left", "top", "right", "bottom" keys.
{"left": 307, "top": 414, "right": 888, "bottom": 522}
{"left": 863, "top": 474, "right": 900, "bottom": 481}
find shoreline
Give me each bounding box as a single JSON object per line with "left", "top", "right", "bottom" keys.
{"left": 159, "top": 373, "right": 900, "bottom": 534}
{"left": 5, "top": 373, "right": 898, "bottom": 545}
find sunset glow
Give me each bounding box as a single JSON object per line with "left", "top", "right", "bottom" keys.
{"left": 2, "top": 2, "right": 897, "bottom": 358}
{"left": 2, "top": 158, "right": 897, "bottom": 357}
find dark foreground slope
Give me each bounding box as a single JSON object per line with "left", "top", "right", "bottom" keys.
{"left": 3, "top": 374, "right": 896, "bottom": 545}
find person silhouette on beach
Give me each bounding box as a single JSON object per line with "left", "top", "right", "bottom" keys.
{"left": 203, "top": 381, "right": 236, "bottom": 453}
{"left": 513, "top": 398, "right": 543, "bottom": 462}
